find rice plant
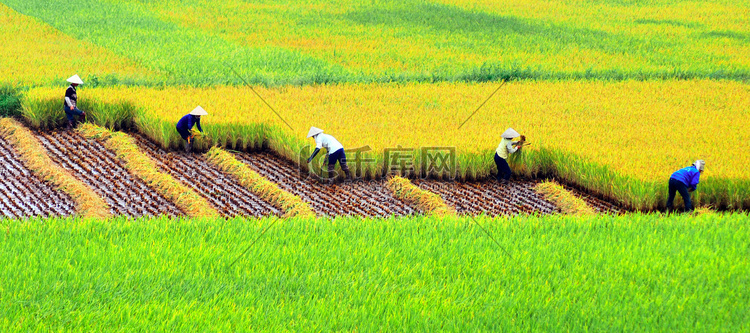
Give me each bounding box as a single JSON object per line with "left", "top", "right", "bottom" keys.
{"left": 1, "top": 214, "right": 748, "bottom": 331}
{"left": 16, "top": 80, "right": 750, "bottom": 210}
{"left": 3, "top": 0, "right": 748, "bottom": 86}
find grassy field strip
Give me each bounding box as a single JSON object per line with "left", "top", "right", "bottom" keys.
{"left": 0, "top": 0, "right": 341, "bottom": 86}
{"left": 77, "top": 124, "right": 218, "bottom": 218}
{"left": 205, "top": 147, "right": 315, "bottom": 218}
{"left": 0, "top": 118, "right": 109, "bottom": 218}
{"left": 0, "top": 3, "right": 154, "bottom": 87}
{"left": 3, "top": 0, "right": 749, "bottom": 85}
{"left": 387, "top": 176, "right": 455, "bottom": 216}
{"left": 1, "top": 214, "right": 748, "bottom": 331}
{"left": 535, "top": 181, "right": 595, "bottom": 216}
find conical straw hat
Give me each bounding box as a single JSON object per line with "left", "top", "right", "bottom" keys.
{"left": 501, "top": 128, "right": 520, "bottom": 139}
{"left": 66, "top": 74, "right": 84, "bottom": 85}
{"left": 189, "top": 106, "right": 208, "bottom": 116}
{"left": 694, "top": 160, "right": 705, "bottom": 171}
{"left": 307, "top": 126, "right": 324, "bottom": 138}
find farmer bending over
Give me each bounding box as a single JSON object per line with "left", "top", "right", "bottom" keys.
{"left": 666, "top": 160, "right": 705, "bottom": 213}
{"left": 176, "top": 106, "right": 207, "bottom": 153}
{"left": 306, "top": 127, "right": 351, "bottom": 184}
{"left": 63, "top": 74, "right": 86, "bottom": 130}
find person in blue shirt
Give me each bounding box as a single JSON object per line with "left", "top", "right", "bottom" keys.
{"left": 176, "top": 106, "right": 207, "bottom": 153}
{"left": 666, "top": 160, "right": 705, "bottom": 212}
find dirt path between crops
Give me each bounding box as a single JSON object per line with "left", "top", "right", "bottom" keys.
{"left": 132, "top": 133, "right": 279, "bottom": 218}
{"left": 3, "top": 129, "right": 625, "bottom": 218}
{"left": 234, "top": 151, "right": 625, "bottom": 217}
{"left": 236, "top": 151, "right": 416, "bottom": 217}
{"left": 412, "top": 179, "right": 558, "bottom": 215}
{"left": 35, "top": 130, "right": 183, "bottom": 217}
{"left": 412, "top": 179, "right": 622, "bottom": 216}
{"left": 0, "top": 135, "right": 75, "bottom": 218}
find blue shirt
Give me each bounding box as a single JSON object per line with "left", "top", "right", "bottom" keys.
{"left": 176, "top": 114, "right": 202, "bottom": 132}
{"left": 670, "top": 166, "right": 700, "bottom": 191}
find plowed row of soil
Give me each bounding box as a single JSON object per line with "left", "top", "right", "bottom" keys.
{"left": 413, "top": 179, "right": 623, "bottom": 215}
{"left": 1, "top": 129, "right": 626, "bottom": 218}
{"left": 34, "top": 131, "right": 183, "bottom": 217}
{"left": 0, "top": 136, "right": 75, "bottom": 218}
{"left": 412, "top": 180, "right": 559, "bottom": 216}
{"left": 132, "top": 134, "right": 279, "bottom": 218}
{"left": 237, "top": 152, "right": 416, "bottom": 217}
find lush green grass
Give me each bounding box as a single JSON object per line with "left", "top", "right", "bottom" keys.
{"left": 0, "top": 86, "right": 21, "bottom": 117}
{"left": 1, "top": 214, "right": 748, "bottom": 331}
{"left": 3, "top": 0, "right": 748, "bottom": 86}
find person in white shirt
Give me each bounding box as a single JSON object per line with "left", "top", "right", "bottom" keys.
{"left": 306, "top": 127, "right": 351, "bottom": 184}
{"left": 494, "top": 128, "right": 522, "bottom": 184}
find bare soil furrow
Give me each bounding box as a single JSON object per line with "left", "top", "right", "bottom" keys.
{"left": 132, "top": 134, "right": 279, "bottom": 218}
{"left": 413, "top": 180, "right": 559, "bottom": 216}
{"left": 238, "top": 152, "right": 416, "bottom": 217}
{"left": 0, "top": 135, "right": 75, "bottom": 218}
{"left": 35, "top": 131, "right": 182, "bottom": 217}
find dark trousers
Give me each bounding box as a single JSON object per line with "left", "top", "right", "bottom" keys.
{"left": 64, "top": 105, "right": 84, "bottom": 122}
{"left": 176, "top": 127, "right": 192, "bottom": 140}
{"left": 176, "top": 127, "right": 193, "bottom": 151}
{"left": 327, "top": 149, "right": 350, "bottom": 179}
{"left": 666, "top": 178, "right": 693, "bottom": 212}
{"left": 494, "top": 153, "right": 511, "bottom": 181}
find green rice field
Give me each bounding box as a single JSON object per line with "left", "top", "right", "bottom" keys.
{"left": 2, "top": 214, "right": 749, "bottom": 331}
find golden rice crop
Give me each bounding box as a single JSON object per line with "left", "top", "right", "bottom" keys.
{"left": 3, "top": 0, "right": 747, "bottom": 86}
{"left": 135, "top": 0, "right": 750, "bottom": 79}
{"left": 535, "top": 181, "right": 595, "bottom": 216}
{"left": 19, "top": 79, "right": 750, "bottom": 210}
{"left": 0, "top": 4, "right": 153, "bottom": 86}
{"left": 387, "top": 176, "right": 455, "bottom": 217}
{"left": 205, "top": 146, "right": 315, "bottom": 218}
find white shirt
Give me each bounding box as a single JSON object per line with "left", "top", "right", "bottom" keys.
{"left": 495, "top": 138, "right": 517, "bottom": 159}
{"left": 65, "top": 85, "right": 76, "bottom": 108}
{"left": 315, "top": 133, "right": 343, "bottom": 154}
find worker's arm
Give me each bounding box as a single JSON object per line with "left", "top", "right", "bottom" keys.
{"left": 65, "top": 97, "right": 74, "bottom": 108}
{"left": 689, "top": 170, "right": 700, "bottom": 192}
{"left": 195, "top": 117, "right": 203, "bottom": 132}
{"left": 506, "top": 141, "right": 518, "bottom": 154}
{"left": 307, "top": 148, "right": 321, "bottom": 163}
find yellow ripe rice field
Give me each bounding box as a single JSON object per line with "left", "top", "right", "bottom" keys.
{"left": 139, "top": 0, "right": 750, "bottom": 79}
{"left": 2, "top": 0, "right": 748, "bottom": 85}
{"left": 3, "top": 1, "right": 750, "bottom": 329}
{"left": 0, "top": 4, "right": 155, "bottom": 87}
{"left": 20, "top": 79, "right": 750, "bottom": 209}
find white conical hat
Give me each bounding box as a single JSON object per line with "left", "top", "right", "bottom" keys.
{"left": 189, "top": 106, "right": 208, "bottom": 116}
{"left": 66, "top": 74, "right": 84, "bottom": 85}
{"left": 307, "top": 126, "right": 324, "bottom": 138}
{"left": 694, "top": 160, "right": 705, "bottom": 171}
{"left": 501, "top": 128, "right": 520, "bottom": 139}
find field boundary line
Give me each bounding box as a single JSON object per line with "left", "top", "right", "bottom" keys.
{"left": 386, "top": 176, "right": 455, "bottom": 217}
{"left": 0, "top": 118, "right": 110, "bottom": 218}
{"left": 78, "top": 124, "right": 218, "bottom": 218}
{"left": 205, "top": 147, "right": 315, "bottom": 218}
{"left": 534, "top": 180, "right": 595, "bottom": 216}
